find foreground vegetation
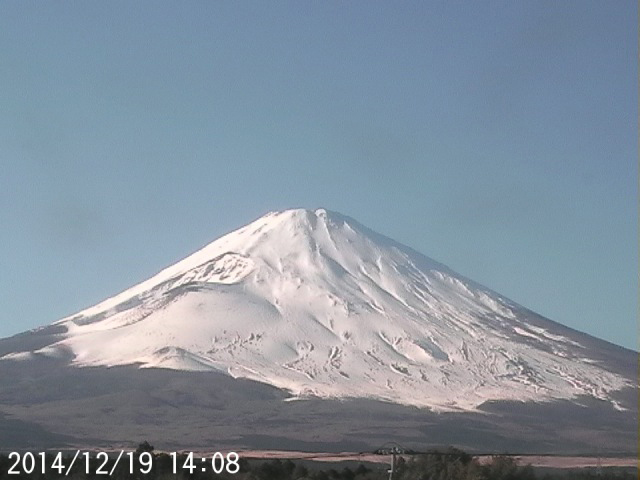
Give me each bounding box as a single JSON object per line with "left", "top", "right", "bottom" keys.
{"left": 0, "top": 446, "right": 634, "bottom": 480}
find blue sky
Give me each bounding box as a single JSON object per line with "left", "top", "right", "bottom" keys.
{"left": 0, "top": 1, "right": 636, "bottom": 349}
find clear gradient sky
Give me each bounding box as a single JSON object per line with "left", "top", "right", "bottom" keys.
{"left": 0, "top": 2, "right": 637, "bottom": 349}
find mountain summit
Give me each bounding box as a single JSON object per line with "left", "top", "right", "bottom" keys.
{"left": 5, "top": 208, "right": 632, "bottom": 412}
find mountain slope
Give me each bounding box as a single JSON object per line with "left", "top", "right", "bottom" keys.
{"left": 2, "top": 208, "right": 634, "bottom": 413}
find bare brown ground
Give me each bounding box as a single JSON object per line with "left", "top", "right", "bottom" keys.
{"left": 239, "top": 451, "right": 637, "bottom": 468}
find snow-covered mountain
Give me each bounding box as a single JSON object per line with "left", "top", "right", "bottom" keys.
{"left": 3, "top": 208, "right": 632, "bottom": 412}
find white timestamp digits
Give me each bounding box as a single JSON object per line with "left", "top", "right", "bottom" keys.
{"left": 7, "top": 452, "right": 46, "bottom": 475}
{"left": 6, "top": 450, "right": 155, "bottom": 475}
{"left": 224, "top": 451, "right": 240, "bottom": 474}
{"left": 170, "top": 451, "right": 240, "bottom": 474}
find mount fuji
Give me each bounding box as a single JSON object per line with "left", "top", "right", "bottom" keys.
{"left": 0, "top": 208, "right": 635, "bottom": 452}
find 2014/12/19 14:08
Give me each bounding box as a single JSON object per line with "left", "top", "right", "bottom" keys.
{"left": 5, "top": 450, "right": 241, "bottom": 476}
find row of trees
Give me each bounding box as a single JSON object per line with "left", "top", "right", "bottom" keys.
{"left": 0, "top": 445, "right": 634, "bottom": 480}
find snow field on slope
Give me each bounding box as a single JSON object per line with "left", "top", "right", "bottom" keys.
{"left": 14, "top": 208, "right": 630, "bottom": 412}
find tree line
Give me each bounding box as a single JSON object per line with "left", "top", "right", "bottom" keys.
{"left": 0, "top": 444, "right": 634, "bottom": 480}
